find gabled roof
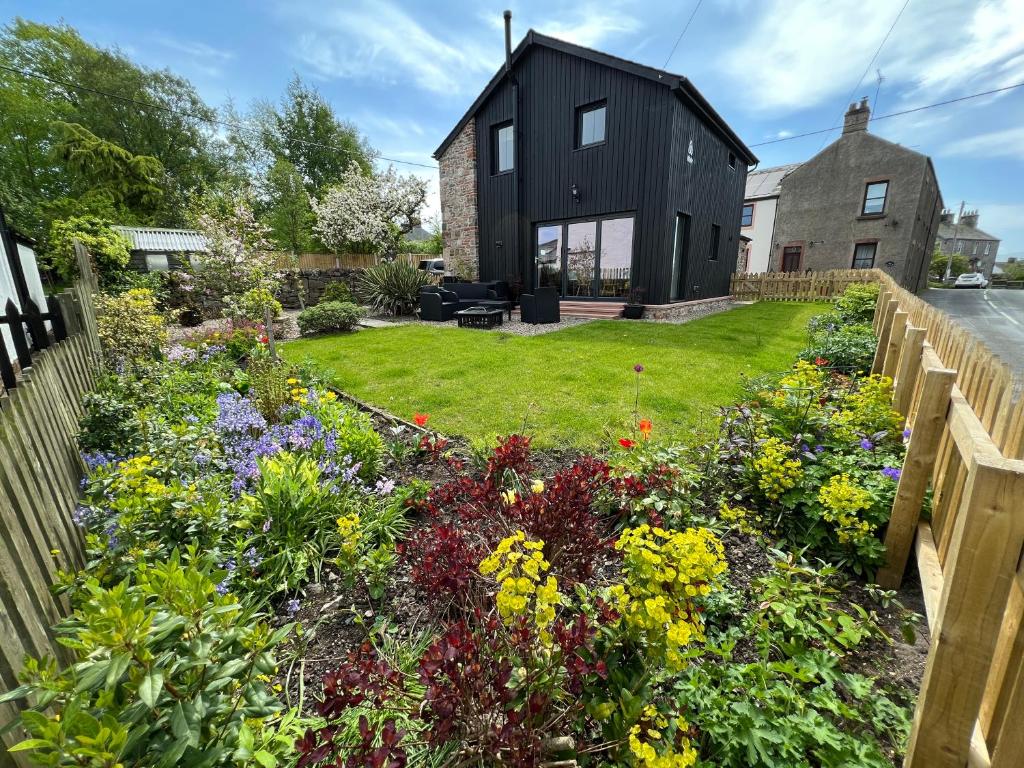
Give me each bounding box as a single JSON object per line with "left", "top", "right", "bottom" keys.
{"left": 113, "top": 226, "right": 208, "bottom": 252}
{"left": 433, "top": 30, "right": 756, "bottom": 165}
{"left": 937, "top": 220, "right": 999, "bottom": 242}
{"left": 745, "top": 163, "right": 802, "bottom": 200}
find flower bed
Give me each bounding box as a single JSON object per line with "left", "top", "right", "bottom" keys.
{"left": 2, "top": 284, "right": 928, "bottom": 767}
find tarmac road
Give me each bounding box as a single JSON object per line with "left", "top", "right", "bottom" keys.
{"left": 921, "top": 288, "right": 1024, "bottom": 376}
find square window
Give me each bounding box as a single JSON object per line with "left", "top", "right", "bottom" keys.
{"left": 145, "top": 253, "right": 169, "bottom": 272}
{"left": 741, "top": 203, "right": 754, "bottom": 227}
{"left": 493, "top": 122, "right": 513, "bottom": 173}
{"left": 577, "top": 102, "right": 606, "bottom": 148}
{"left": 852, "top": 242, "right": 876, "bottom": 269}
{"left": 862, "top": 181, "right": 888, "bottom": 215}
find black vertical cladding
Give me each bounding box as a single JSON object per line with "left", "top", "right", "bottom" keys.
{"left": 473, "top": 44, "right": 747, "bottom": 304}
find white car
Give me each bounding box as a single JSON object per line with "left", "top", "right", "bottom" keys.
{"left": 954, "top": 272, "right": 989, "bottom": 289}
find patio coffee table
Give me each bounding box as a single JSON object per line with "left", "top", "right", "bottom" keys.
{"left": 454, "top": 306, "right": 504, "bottom": 329}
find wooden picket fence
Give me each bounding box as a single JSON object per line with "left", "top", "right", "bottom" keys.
{"left": 729, "top": 269, "right": 879, "bottom": 300}
{"left": 737, "top": 267, "right": 1024, "bottom": 765}
{"left": 0, "top": 243, "right": 98, "bottom": 766}
{"left": 269, "top": 252, "right": 423, "bottom": 271}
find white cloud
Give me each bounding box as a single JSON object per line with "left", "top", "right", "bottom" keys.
{"left": 720, "top": 0, "right": 1024, "bottom": 113}
{"left": 155, "top": 37, "right": 234, "bottom": 61}
{"left": 287, "top": 1, "right": 496, "bottom": 96}
{"left": 942, "top": 126, "right": 1024, "bottom": 161}
{"left": 965, "top": 202, "right": 1024, "bottom": 247}
{"left": 483, "top": 2, "right": 642, "bottom": 49}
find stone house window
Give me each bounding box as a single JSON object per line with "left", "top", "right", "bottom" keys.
{"left": 741, "top": 203, "right": 754, "bottom": 227}
{"left": 852, "top": 242, "right": 877, "bottom": 269}
{"left": 861, "top": 181, "right": 889, "bottom": 215}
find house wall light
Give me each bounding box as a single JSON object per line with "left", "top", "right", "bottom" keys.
{"left": 570, "top": 183, "right": 581, "bottom": 203}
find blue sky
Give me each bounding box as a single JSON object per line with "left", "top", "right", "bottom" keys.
{"left": 7, "top": 0, "right": 1024, "bottom": 254}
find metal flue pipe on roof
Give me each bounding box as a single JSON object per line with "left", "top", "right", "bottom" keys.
{"left": 504, "top": 10, "right": 513, "bottom": 73}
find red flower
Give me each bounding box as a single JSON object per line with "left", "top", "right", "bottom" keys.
{"left": 258, "top": 335, "right": 268, "bottom": 344}
{"left": 638, "top": 419, "right": 652, "bottom": 439}
{"left": 814, "top": 356, "right": 829, "bottom": 366}
{"left": 413, "top": 412, "right": 430, "bottom": 427}
{"left": 618, "top": 438, "right": 636, "bottom": 449}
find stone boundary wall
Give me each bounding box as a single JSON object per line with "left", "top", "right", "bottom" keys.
{"left": 275, "top": 268, "right": 363, "bottom": 310}
{"left": 644, "top": 296, "right": 734, "bottom": 322}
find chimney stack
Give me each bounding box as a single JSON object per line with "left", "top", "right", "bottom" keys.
{"left": 939, "top": 209, "right": 955, "bottom": 225}
{"left": 843, "top": 97, "right": 871, "bottom": 134}
{"left": 503, "top": 10, "right": 512, "bottom": 73}
{"left": 959, "top": 209, "right": 979, "bottom": 229}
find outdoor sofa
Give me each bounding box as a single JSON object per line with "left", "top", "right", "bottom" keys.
{"left": 419, "top": 284, "right": 512, "bottom": 321}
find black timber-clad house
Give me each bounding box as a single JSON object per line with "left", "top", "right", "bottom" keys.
{"left": 434, "top": 25, "right": 756, "bottom": 306}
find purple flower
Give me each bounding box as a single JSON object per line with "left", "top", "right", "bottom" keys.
{"left": 903, "top": 428, "right": 912, "bottom": 440}
{"left": 286, "top": 599, "right": 300, "bottom": 616}
{"left": 634, "top": 364, "right": 644, "bottom": 373}
{"left": 800, "top": 443, "right": 810, "bottom": 453}
{"left": 216, "top": 581, "right": 229, "bottom": 596}
{"left": 262, "top": 517, "right": 272, "bottom": 533}
{"left": 72, "top": 506, "right": 92, "bottom": 527}
{"left": 224, "top": 558, "right": 236, "bottom": 572}
{"left": 375, "top": 477, "right": 396, "bottom": 495}
{"left": 195, "top": 451, "right": 211, "bottom": 466}
{"left": 882, "top": 466, "right": 902, "bottom": 481}
{"left": 245, "top": 547, "right": 262, "bottom": 569}
{"left": 860, "top": 438, "right": 874, "bottom": 451}
{"left": 82, "top": 451, "right": 121, "bottom": 472}
{"left": 814, "top": 444, "right": 825, "bottom": 454}
{"left": 166, "top": 344, "right": 197, "bottom": 364}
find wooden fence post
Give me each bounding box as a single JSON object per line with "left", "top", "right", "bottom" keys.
{"left": 871, "top": 299, "right": 899, "bottom": 375}
{"left": 903, "top": 455, "right": 1024, "bottom": 768}
{"left": 893, "top": 326, "right": 926, "bottom": 419}
{"left": 876, "top": 363, "right": 956, "bottom": 589}
{"left": 881, "top": 310, "right": 908, "bottom": 379}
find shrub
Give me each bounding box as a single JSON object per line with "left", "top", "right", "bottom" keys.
{"left": 800, "top": 322, "right": 877, "bottom": 371}
{"left": 78, "top": 380, "right": 143, "bottom": 453}
{"left": 297, "top": 300, "right": 362, "bottom": 335}
{"left": 95, "top": 288, "right": 167, "bottom": 368}
{"left": 224, "top": 286, "right": 282, "bottom": 323}
{"left": 356, "top": 261, "right": 430, "bottom": 316}
{"left": 835, "top": 282, "right": 880, "bottom": 323}
{"left": 46, "top": 214, "right": 131, "bottom": 283}
{"left": 320, "top": 281, "right": 354, "bottom": 304}
{"left": 0, "top": 550, "right": 296, "bottom": 768}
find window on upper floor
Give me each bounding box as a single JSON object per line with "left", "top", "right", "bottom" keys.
{"left": 741, "top": 203, "right": 754, "bottom": 227}
{"left": 862, "top": 181, "right": 889, "bottom": 215}
{"left": 576, "top": 102, "right": 606, "bottom": 148}
{"left": 493, "top": 121, "right": 514, "bottom": 174}
{"left": 955, "top": 241, "right": 964, "bottom": 253}
{"left": 985, "top": 242, "right": 991, "bottom": 255}
{"left": 728, "top": 152, "right": 737, "bottom": 170}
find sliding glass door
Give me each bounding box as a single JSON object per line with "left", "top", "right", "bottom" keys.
{"left": 534, "top": 215, "right": 634, "bottom": 298}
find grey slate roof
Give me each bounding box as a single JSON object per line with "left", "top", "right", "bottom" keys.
{"left": 744, "top": 163, "right": 802, "bottom": 200}
{"left": 113, "top": 226, "right": 208, "bottom": 252}
{"left": 936, "top": 221, "right": 999, "bottom": 242}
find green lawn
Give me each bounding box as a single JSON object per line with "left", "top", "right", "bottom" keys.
{"left": 281, "top": 302, "right": 826, "bottom": 449}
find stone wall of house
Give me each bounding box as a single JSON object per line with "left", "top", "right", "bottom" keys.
{"left": 644, "top": 296, "right": 734, "bottom": 322}
{"left": 438, "top": 121, "right": 479, "bottom": 281}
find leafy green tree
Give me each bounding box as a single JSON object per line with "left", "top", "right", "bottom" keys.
{"left": 1002, "top": 261, "right": 1024, "bottom": 281}
{"left": 47, "top": 215, "right": 132, "bottom": 282}
{"left": 930, "top": 247, "right": 969, "bottom": 280}
{"left": 264, "top": 158, "right": 315, "bottom": 253}
{"left": 0, "top": 19, "right": 229, "bottom": 237}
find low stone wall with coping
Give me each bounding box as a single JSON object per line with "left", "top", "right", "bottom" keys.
{"left": 276, "top": 268, "right": 363, "bottom": 309}
{"left": 643, "top": 295, "right": 735, "bottom": 322}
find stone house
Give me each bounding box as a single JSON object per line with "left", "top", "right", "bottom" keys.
{"left": 740, "top": 163, "right": 802, "bottom": 273}
{"left": 934, "top": 209, "right": 1001, "bottom": 278}
{"left": 767, "top": 98, "right": 943, "bottom": 293}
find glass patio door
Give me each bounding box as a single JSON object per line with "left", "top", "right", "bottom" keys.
{"left": 535, "top": 224, "right": 563, "bottom": 294}
{"left": 535, "top": 216, "right": 634, "bottom": 297}
{"left": 565, "top": 222, "right": 597, "bottom": 297}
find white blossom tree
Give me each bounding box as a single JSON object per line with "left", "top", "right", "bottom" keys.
{"left": 311, "top": 163, "right": 427, "bottom": 255}
{"left": 193, "top": 196, "right": 281, "bottom": 305}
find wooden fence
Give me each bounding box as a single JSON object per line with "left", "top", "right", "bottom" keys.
{"left": 739, "top": 268, "right": 1024, "bottom": 767}
{"left": 729, "top": 269, "right": 879, "bottom": 300}
{"left": 269, "top": 252, "right": 423, "bottom": 271}
{"left": 0, "top": 243, "right": 97, "bottom": 766}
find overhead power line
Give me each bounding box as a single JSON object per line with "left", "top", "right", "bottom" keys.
{"left": 662, "top": 0, "right": 704, "bottom": 69}
{"left": 0, "top": 62, "right": 440, "bottom": 170}
{"left": 816, "top": 0, "right": 911, "bottom": 149}
{"left": 749, "top": 81, "right": 1024, "bottom": 148}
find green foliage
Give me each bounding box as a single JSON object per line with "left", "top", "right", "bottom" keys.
{"left": 676, "top": 555, "right": 913, "bottom": 768}
{"left": 247, "top": 355, "right": 294, "bottom": 421}
{"left": 834, "top": 282, "right": 880, "bottom": 323}
{"left": 95, "top": 288, "right": 168, "bottom": 368}
{"left": 297, "top": 300, "right": 363, "bottom": 335}
{"left": 0, "top": 549, "right": 298, "bottom": 768}
{"left": 800, "top": 317, "right": 877, "bottom": 371}
{"left": 319, "top": 281, "right": 353, "bottom": 304}
{"left": 264, "top": 157, "right": 315, "bottom": 253}
{"left": 223, "top": 287, "right": 283, "bottom": 324}
{"left": 930, "top": 248, "right": 969, "bottom": 280}
{"left": 77, "top": 378, "right": 144, "bottom": 453}
{"left": 400, "top": 220, "right": 443, "bottom": 255}
{"left": 55, "top": 121, "right": 164, "bottom": 215}
{"left": 1003, "top": 261, "right": 1024, "bottom": 280}
{"left": 47, "top": 215, "right": 131, "bottom": 282}
{"left": 356, "top": 261, "right": 430, "bottom": 316}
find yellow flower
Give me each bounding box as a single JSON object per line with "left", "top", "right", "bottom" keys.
{"left": 479, "top": 531, "right": 561, "bottom": 640}
{"left": 531, "top": 479, "right": 545, "bottom": 494}
{"left": 501, "top": 489, "right": 518, "bottom": 505}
